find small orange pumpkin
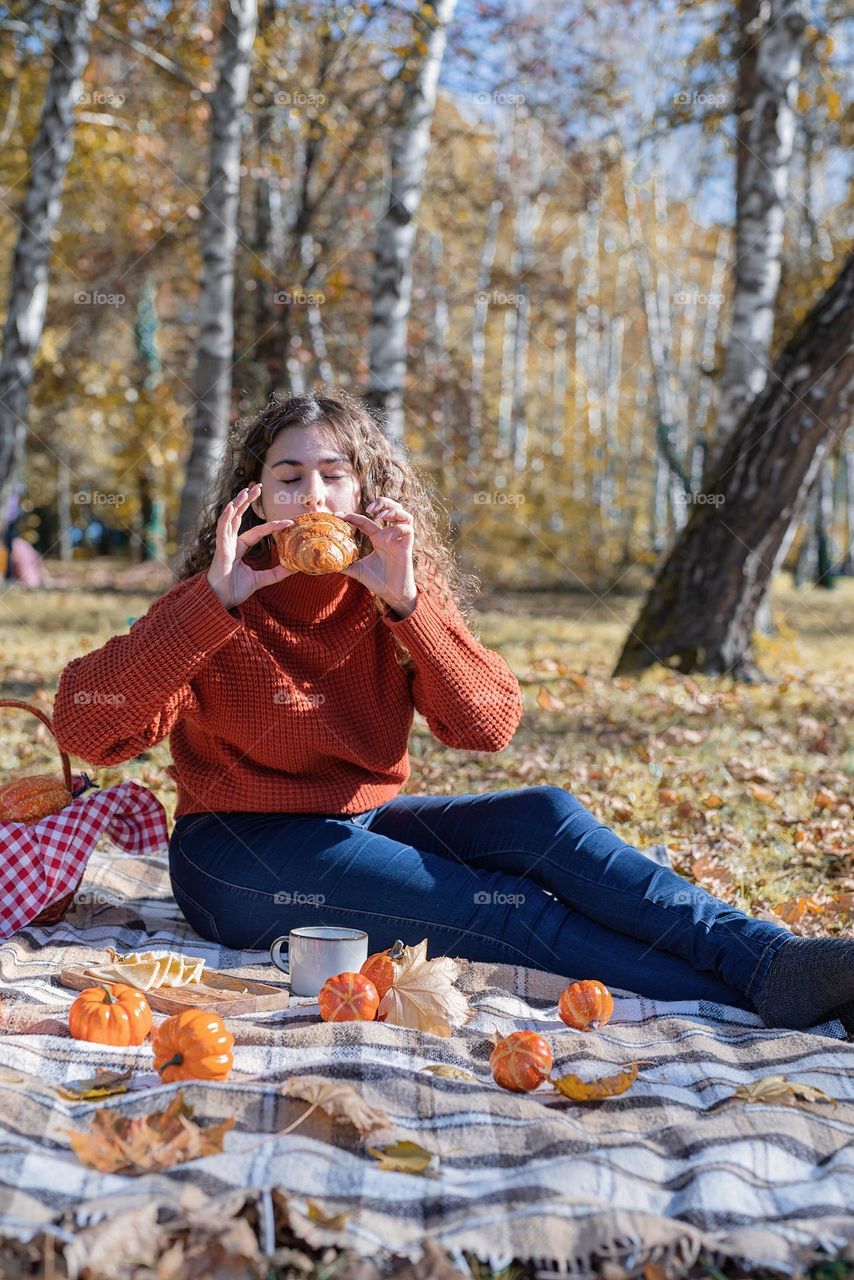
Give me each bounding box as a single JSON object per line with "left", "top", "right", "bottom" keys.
{"left": 558, "top": 979, "right": 614, "bottom": 1032}
{"left": 0, "top": 774, "right": 72, "bottom": 825}
{"left": 359, "top": 940, "right": 405, "bottom": 1001}
{"left": 152, "top": 1009, "right": 234, "bottom": 1082}
{"left": 318, "top": 971, "right": 380, "bottom": 1022}
{"left": 490, "top": 1030, "right": 553, "bottom": 1092}
{"left": 68, "top": 983, "right": 153, "bottom": 1046}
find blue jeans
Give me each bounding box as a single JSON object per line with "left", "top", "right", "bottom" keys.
{"left": 169, "top": 784, "right": 792, "bottom": 1010}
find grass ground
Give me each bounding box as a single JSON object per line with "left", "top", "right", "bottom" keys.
{"left": 2, "top": 563, "right": 851, "bottom": 930}
{"left": 1, "top": 561, "right": 852, "bottom": 1278}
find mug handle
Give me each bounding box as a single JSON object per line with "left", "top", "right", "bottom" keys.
{"left": 270, "top": 937, "right": 289, "bottom": 972}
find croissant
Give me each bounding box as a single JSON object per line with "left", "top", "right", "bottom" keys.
{"left": 274, "top": 511, "right": 359, "bottom": 575}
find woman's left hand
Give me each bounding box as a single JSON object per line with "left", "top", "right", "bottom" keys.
{"left": 336, "top": 498, "right": 418, "bottom": 618}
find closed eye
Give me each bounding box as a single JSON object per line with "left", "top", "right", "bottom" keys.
{"left": 283, "top": 475, "right": 346, "bottom": 483}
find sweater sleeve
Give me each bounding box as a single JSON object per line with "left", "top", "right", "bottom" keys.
{"left": 52, "top": 573, "right": 244, "bottom": 767}
{"left": 380, "top": 581, "right": 522, "bottom": 751}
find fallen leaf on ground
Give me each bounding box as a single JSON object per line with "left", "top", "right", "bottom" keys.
{"left": 730, "top": 1074, "right": 837, "bottom": 1108}
{"left": 377, "top": 939, "right": 475, "bottom": 1038}
{"left": 776, "top": 894, "right": 826, "bottom": 925}
{"left": 367, "top": 1139, "right": 439, "bottom": 1176}
{"left": 279, "top": 1077, "right": 391, "bottom": 1138}
{"left": 306, "top": 1200, "right": 350, "bottom": 1230}
{"left": 552, "top": 1061, "right": 640, "bottom": 1101}
{"left": 66, "top": 1090, "right": 234, "bottom": 1174}
{"left": 421, "top": 1064, "right": 481, "bottom": 1083}
{"left": 746, "top": 782, "right": 779, "bottom": 806}
{"left": 691, "top": 855, "right": 734, "bottom": 885}
{"left": 55, "top": 1067, "right": 134, "bottom": 1101}
{"left": 725, "top": 757, "right": 776, "bottom": 785}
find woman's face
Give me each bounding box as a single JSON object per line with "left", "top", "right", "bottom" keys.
{"left": 249, "top": 424, "right": 362, "bottom": 523}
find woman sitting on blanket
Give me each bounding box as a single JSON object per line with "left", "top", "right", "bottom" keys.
{"left": 53, "top": 389, "right": 854, "bottom": 1034}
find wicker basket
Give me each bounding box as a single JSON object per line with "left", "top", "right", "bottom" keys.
{"left": 0, "top": 697, "right": 81, "bottom": 925}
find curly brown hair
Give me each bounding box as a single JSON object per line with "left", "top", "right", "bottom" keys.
{"left": 174, "top": 388, "right": 481, "bottom": 666}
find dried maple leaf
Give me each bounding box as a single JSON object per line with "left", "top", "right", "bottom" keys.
{"left": 376, "top": 939, "right": 475, "bottom": 1038}
{"left": 306, "top": 1200, "right": 350, "bottom": 1230}
{"left": 776, "top": 894, "right": 826, "bottom": 925}
{"left": 691, "top": 855, "right": 734, "bottom": 885}
{"left": 278, "top": 1077, "right": 391, "bottom": 1138}
{"left": 421, "top": 1064, "right": 481, "bottom": 1083}
{"left": 725, "top": 757, "right": 776, "bottom": 785}
{"left": 536, "top": 686, "right": 566, "bottom": 711}
{"left": 730, "top": 1074, "right": 836, "bottom": 1108}
{"left": 552, "top": 1061, "right": 640, "bottom": 1101}
{"left": 66, "top": 1090, "right": 234, "bottom": 1174}
{"left": 55, "top": 1067, "right": 134, "bottom": 1101}
{"left": 746, "top": 782, "right": 778, "bottom": 806}
{"left": 367, "top": 1139, "right": 439, "bottom": 1176}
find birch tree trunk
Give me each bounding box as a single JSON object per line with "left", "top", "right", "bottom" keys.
{"left": 0, "top": 0, "right": 100, "bottom": 546}
{"left": 622, "top": 160, "right": 689, "bottom": 544}
{"left": 176, "top": 0, "right": 257, "bottom": 549}
{"left": 615, "top": 250, "right": 854, "bottom": 680}
{"left": 467, "top": 197, "right": 502, "bottom": 476}
{"left": 841, "top": 445, "right": 854, "bottom": 575}
{"left": 692, "top": 231, "right": 730, "bottom": 488}
{"left": 707, "top": 0, "right": 809, "bottom": 478}
{"left": 365, "top": 0, "right": 457, "bottom": 445}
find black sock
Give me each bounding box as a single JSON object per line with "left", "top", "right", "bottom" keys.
{"left": 828, "top": 1000, "right": 854, "bottom": 1038}
{"left": 753, "top": 936, "right": 854, "bottom": 1030}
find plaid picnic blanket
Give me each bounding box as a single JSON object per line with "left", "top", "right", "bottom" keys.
{"left": 1, "top": 839, "right": 853, "bottom": 1277}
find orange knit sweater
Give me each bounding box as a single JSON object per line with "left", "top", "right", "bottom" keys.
{"left": 52, "top": 556, "right": 523, "bottom": 818}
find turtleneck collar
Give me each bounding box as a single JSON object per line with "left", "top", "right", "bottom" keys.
{"left": 247, "top": 540, "right": 361, "bottom": 624}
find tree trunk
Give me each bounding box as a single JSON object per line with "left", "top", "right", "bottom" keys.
{"left": 840, "top": 446, "right": 854, "bottom": 575}
{"left": 622, "top": 157, "right": 689, "bottom": 539}
{"left": 0, "top": 0, "right": 100, "bottom": 546}
{"left": 176, "top": 0, "right": 257, "bottom": 550}
{"left": 466, "top": 197, "right": 502, "bottom": 476}
{"left": 364, "top": 0, "right": 457, "bottom": 445}
{"left": 614, "top": 249, "right": 854, "bottom": 680}
{"left": 706, "top": 0, "right": 808, "bottom": 479}
{"left": 813, "top": 457, "right": 835, "bottom": 588}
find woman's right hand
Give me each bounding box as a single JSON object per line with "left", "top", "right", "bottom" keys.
{"left": 206, "top": 483, "right": 296, "bottom": 610}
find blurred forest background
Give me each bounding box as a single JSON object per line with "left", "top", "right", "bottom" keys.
{"left": 0, "top": 0, "right": 850, "bottom": 616}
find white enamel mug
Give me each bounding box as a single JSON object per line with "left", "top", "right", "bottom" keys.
{"left": 270, "top": 926, "right": 369, "bottom": 997}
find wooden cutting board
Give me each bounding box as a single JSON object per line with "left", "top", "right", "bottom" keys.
{"left": 59, "top": 963, "right": 290, "bottom": 1015}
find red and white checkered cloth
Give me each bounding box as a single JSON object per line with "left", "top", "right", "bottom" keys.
{"left": 0, "top": 773, "right": 169, "bottom": 938}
